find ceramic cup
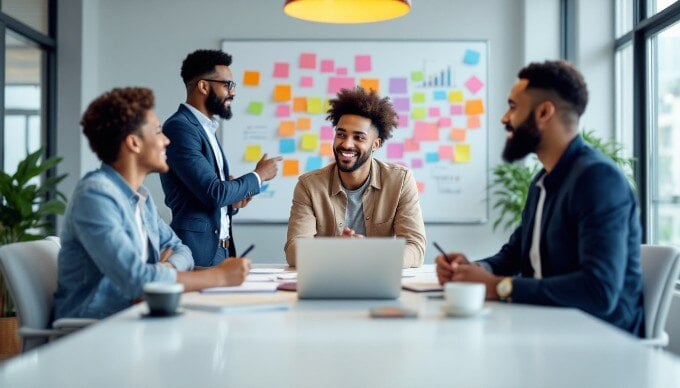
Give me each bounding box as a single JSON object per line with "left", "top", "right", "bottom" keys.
{"left": 444, "top": 282, "right": 486, "bottom": 314}
{"left": 143, "top": 282, "right": 184, "bottom": 316}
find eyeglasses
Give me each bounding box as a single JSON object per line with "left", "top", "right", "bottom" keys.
{"left": 202, "top": 79, "right": 237, "bottom": 91}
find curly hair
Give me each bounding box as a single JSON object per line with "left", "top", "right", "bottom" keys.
{"left": 518, "top": 60, "right": 588, "bottom": 117}
{"left": 81, "top": 87, "right": 155, "bottom": 164}
{"left": 326, "top": 86, "right": 397, "bottom": 145}
{"left": 180, "top": 49, "right": 233, "bottom": 85}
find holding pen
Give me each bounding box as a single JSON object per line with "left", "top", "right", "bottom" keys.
{"left": 239, "top": 244, "right": 255, "bottom": 258}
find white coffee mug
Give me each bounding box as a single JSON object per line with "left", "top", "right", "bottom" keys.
{"left": 444, "top": 282, "right": 486, "bottom": 314}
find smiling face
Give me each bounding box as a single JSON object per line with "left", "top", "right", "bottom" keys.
{"left": 135, "top": 110, "right": 170, "bottom": 174}
{"left": 500, "top": 79, "right": 542, "bottom": 163}
{"left": 204, "top": 65, "right": 236, "bottom": 120}
{"left": 333, "top": 114, "right": 381, "bottom": 173}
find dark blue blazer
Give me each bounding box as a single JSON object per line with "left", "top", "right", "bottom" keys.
{"left": 160, "top": 104, "right": 259, "bottom": 266}
{"left": 480, "top": 136, "right": 644, "bottom": 336}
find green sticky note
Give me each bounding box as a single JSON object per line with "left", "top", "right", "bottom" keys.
{"left": 412, "top": 107, "right": 426, "bottom": 119}
{"left": 412, "top": 92, "right": 426, "bottom": 103}
{"left": 411, "top": 71, "right": 424, "bottom": 82}
{"left": 247, "top": 101, "right": 263, "bottom": 115}
{"left": 307, "top": 97, "right": 323, "bottom": 114}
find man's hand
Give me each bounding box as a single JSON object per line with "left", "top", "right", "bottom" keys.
{"left": 214, "top": 258, "right": 251, "bottom": 286}
{"left": 449, "top": 264, "right": 502, "bottom": 300}
{"left": 436, "top": 252, "right": 470, "bottom": 285}
{"left": 254, "top": 153, "right": 283, "bottom": 182}
{"left": 232, "top": 196, "right": 253, "bottom": 208}
{"left": 338, "top": 226, "right": 365, "bottom": 238}
{"left": 159, "top": 247, "right": 175, "bottom": 268}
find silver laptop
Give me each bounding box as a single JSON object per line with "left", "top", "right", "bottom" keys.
{"left": 296, "top": 237, "right": 405, "bottom": 299}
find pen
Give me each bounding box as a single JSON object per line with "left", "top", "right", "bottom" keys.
{"left": 239, "top": 244, "right": 255, "bottom": 258}
{"left": 432, "top": 241, "right": 448, "bottom": 258}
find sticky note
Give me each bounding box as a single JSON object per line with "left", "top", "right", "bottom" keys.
{"left": 411, "top": 71, "right": 424, "bottom": 82}
{"left": 398, "top": 114, "right": 409, "bottom": 128}
{"left": 320, "top": 142, "right": 333, "bottom": 157}
{"left": 439, "top": 117, "right": 452, "bottom": 127}
{"left": 412, "top": 92, "right": 426, "bottom": 103}
{"left": 293, "top": 97, "right": 307, "bottom": 112}
{"left": 412, "top": 107, "right": 426, "bottom": 119}
{"left": 360, "top": 78, "right": 380, "bottom": 94}
{"left": 243, "top": 70, "right": 260, "bottom": 86}
{"left": 300, "top": 76, "right": 314, "bottom": 87}
{"left": 467, "top": 115, "right": 481, "bottom": 129}
{"left": 465, "top": 75, "right": 484, "bottom": 94}
{"left": 300, "top": 133, "right": 319, "bottom": 151}
{"left": 275, "top": 104, "right": 290, "bottom": 118}
{"left": 321, "top": 59, "right": 335, "bottom": 73}
{"left": 449, "top": 90, "right": 464, "bottom": 102}
{"left": 273, "top": 62, "right": 290, "bottom": 78}
{"left": 463, "top": 49, "right": 481, "bottom": 65}
{"left": 336, "top": 67, "right": 348, "bottom": 76}
{"left": 389, "top": 78, "right": 408, "bottom": 94}
{"left": 404, "top": 138, "right": 420, "bottom": 152}
{"left": 279, "top": 138, "right": 295, "bottom": 154}
{"left": 300, "top": 53, "right": 316, "bottom": 69}
{"left": 454, "top": 144, "right": 471, "bottom": 162}
{"left": 425, "top": 152, "right": 439, "bottom": 163}
{"left": 450, "top": 129, "right": 467, "bottom": 142}
{"left": 244, "top": 145, "right": 262, "bottom": 162}
{"left": 283, "top": 159, "right": 300, "bottom": 176}
{"left": 278, "top": 121, "right": 295, "bottom": 136}
{"left": 413, "top": 121, "right": 439, "bottom": 141}
{"left": 411, "top": 158, "right": 423, "bottom": 169}
{"left": 355, "top": 55, "right": 372, "bottom": 72}
{"left": 328, "top": 77, "right": 356, "bottom": 94}
{"left": 393, "top": 97, "right": 410, "bottom": 112}
{"left": 307, "top": 97, "right": 323, "bottom": 114}
{"left": 438, "top": 145, "right": 453, "bottom": 160}
{"left": 320, "top": 125, "right": 334, "bottom": 140}
{"left": 450, "top": 105, "right": 464, "bottom": 115}
{"left": 428, "top": 107, "right": 441, "bottom": 117}
{"left": 297, "top": 117, "right": 311, "bottom": 130}
{"left": 273, "top": 85, "right": 292, "bottom": 102}
{"left": 416, "top": 181, "right": 425, "bottom": 193}
{"left": 387, "top": 143, "right": 404, "bottom": 159}
{"left": 306, "top": 156, "right": 323, "bottom": 172}
{"left": 433, "top": 90, "right": 447, "bottom": 101}
{"left": 465, "top": 99, "right": 484, "bottom": 115}
{"left": 247, "top": 101, "right": 263, "bottom": 115}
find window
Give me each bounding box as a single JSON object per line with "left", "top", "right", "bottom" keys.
{"left": 649, "top": 0, "right": 680, "bottom": 16}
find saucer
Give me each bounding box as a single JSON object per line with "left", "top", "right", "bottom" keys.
{"left": 140, "top": 307, "right": 185, "bottom": 319}
{"left": 440, "top": 305, "right": 490, "bottom": 318}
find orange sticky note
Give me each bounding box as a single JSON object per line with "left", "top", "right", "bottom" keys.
{"left": 293, "top": 97, "right": 307, "bottom": 112}
{"left": 273, "top": 85, "right": 292, "bottom": 102}
{"left": 465, "top": 99, "right": 484, "bottom": 115}
{"left": 297, "top": 117, "right": 311, "bottom": 130}
{"left": 320, "top": 142, "right": 333, "bottom": 157}
{"left": 282, "top": 159, "right": 300, "bottom": 176}
{"left": 360, "top": 78, "right": 380, "bottom": 94}
{"left": 243, "top": 70, "right": 260, "bottom": 87}
{"left": 279, "top": 121, "right": 295, "bottom": 136}
{"left": 467, "top": 115, "right": 481, "bottom": 129}
{"left": 450, "top": 128, "right": 467, "bottom": 142}
{"left": 416, "top": 181, "right": 425, "bottom": 193}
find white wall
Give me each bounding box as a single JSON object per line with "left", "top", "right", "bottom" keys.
{"left": 56, "top": 0, "right": 612, "bottom": 263}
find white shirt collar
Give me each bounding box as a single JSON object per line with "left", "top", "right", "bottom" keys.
{"left": 182, "top": 103, "right": 219, "bottom": 133}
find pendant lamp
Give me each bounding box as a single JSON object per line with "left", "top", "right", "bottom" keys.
{"left": 284, "top": 0, "right": 411, "bottom": 24}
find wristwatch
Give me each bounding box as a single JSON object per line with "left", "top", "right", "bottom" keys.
{"left": 496, "top": 277, "right": 513, "bottom": 302}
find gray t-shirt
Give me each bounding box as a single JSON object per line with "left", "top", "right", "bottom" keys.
{"left": 342, "top": 177, "right": 370, "bottom": 235}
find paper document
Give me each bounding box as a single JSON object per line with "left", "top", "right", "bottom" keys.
{"left": 401, "top": 282, "right": 444, "bottom": 292}
{"left": 249, "top": 268, "right": 286, "bottom": 274}
{"left": 201, "top": 282, "right": 278, "bottom": 294}
{"left": 182, "top": 292, "right": 295, "bottom": 314}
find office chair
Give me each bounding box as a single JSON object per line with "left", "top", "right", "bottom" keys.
{"left": 639, "top": 244, "right": 680, "bottom": 348}
{"left": 0, "top": 238, "right": 97, "bottom": 353}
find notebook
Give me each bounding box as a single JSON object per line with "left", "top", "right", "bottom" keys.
{"left": 296, "top": 237, "right": 405, "bottom": 299}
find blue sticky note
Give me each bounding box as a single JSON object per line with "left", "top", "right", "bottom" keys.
{"left": 426, "top": 152, "right": 440, "bottom": 163}
{"left": 279, "top": 138, "right": 295, "bottom": 154}
{"left": 463, "top": 49, "right": 480, "bottom": 65}
{"left": 433, "top": 90, "right": 447, "bottom": 101}
{"left": 305, "top": 156, "right": 323, "bottom": 172}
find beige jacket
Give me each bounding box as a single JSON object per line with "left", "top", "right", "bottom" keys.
{"left": 285, "top": 159, "right": 426, "bottom": 268}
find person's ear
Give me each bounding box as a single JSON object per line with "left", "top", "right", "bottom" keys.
{"left": 124, "top": 133, "right": 142, "bottom": 154}
{"left": 372, "top": 137, "right": 381, "bottom": 152}
{"left": 196, "top": 79, "right": 209, "bottom": 96}
{"left": 535, "top": 100, "right": 556, "bottom": 127}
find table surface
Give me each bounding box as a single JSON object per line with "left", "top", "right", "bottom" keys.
{"left": 1, "top": 265, "right": 679, "bottom": 388}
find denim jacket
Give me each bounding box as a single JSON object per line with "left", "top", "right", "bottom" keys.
{"left": 54, "top": 164, "right": 194, "bottom": 319}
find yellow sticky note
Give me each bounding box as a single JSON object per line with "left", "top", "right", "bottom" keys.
{"left": 320, "top": 142, "right": 333, "bottom": 157}
{"left": 307, "top": 97, "right": 323, "bottom": 114}
{"left": 360, "top": 78, "right": 380, "bottom": 94}
{"left": 273, "top": 85, "right": 292, "bottom": 102}
{"left": 323, "top": 99, "right": 331, "bottom": 112}
{"left": 244, "top": 145, "right": 262, "bottom": 162}
{"left": 279, "top": 121, "right": 295, "bottom": 136}
{"left": 412, "top": 107, "right": 426, "bottom": 119}
{"left": 465, "top": 99, "right": 485, "bottom": 115}
{"left": 412, "top": 92, "right": 426, "bottom": 103}
{"left": 411, "top": 71, "right": 424, "bottom": 82}
{"left": 454, "top": 144, "right": 471, "bottom": 163}
{"left": 449, "top": 90, "right": 464, "bottom": 103}
{"left": 243, "top": 70, "right": 260, "bottom": 87}
{"left": 297, "top": 117, "right": 311, "bottom": 130}
{"left": 282, "top": 159, "right": 300, "bottom": 176}
{"left": 300, "top": 133, "right": 319, "bottom": 151}
{"left": 293, "top": 97, "right": 307, "bottom": 112}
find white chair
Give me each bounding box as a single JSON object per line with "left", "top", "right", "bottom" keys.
{"left": 640, "top": 244, "right": 680, "bottom": 347}
{"left": 0, "top": 238, "right": 96, "bottom": 353}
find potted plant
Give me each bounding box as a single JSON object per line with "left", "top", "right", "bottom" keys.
{"left": 0, "top": 147, "right": 67, "bottom": 358}
{"left": 490, "top": 130, "right": 635, "bottom": 232}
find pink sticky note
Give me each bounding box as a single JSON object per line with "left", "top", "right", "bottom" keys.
{"left": 450, "top": 105, "right": 464, "bottom": 115}
{"left": 428, "top": 107, "right": 441, "bottom": 117}
{"left": 328, "top": 77, "right": 356, "bottom": 94}
{"left": 300, "top": 53, "right": 316, "bottom": 69}
{"left": 320, "top": 125, "right": 334, "bottom": 140}
{"left": 398, "top": 114, "right": 409, "bottom": 128}
{"left": 386, "top": 143, "right": 404, "bottom": 159}
{"left": 275, "top": 104, "right": 291, "bottom": 118}
{"left": 465, "top": 75, "right": 484, "bottom": 94}
{"left": 411, "top": 158, "right": 424, "bottom": 169}
{"left": 413, "top": 121, "right": 439, "bottom": 141}
{"left": 336, "top": 67, "right": 348, "bottom": 76}
{"left": 300, "top": 76, "right": 314, "bottom": 88}
{"left": 416, "top": 181, "right": 425, "bottom": 193}
{"left": 321, "top": 59, "right": 335, "bottom": 73}
{"left": 438, "top": 145, "right": 454, "bottom": 160}
{"left": 439, "top": 117, "right": 452, "bottom": 127}
{"left": 273, "top": 62, "right": 289, "bottom": 78}
{"left": 404, "top": 138, "right": 420, "bottom": 152}
{"left": 355, "top": 55, "right": 372, "bottom": 72}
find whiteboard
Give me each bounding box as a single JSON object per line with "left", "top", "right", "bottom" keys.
{"left": 221, "top": 40, "right": 488, "bottom": 223}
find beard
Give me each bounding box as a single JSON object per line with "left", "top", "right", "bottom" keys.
{"left": 334, "top": 146, "right": 371, "bottom": 173}
{"left": 206, "top": 89, "right": 233, "bottom": 120}
{"left": 502, "top": 109, "right": 542, "bottom": 163}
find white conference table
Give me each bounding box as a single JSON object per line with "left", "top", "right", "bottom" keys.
{"left": 1, "top": 265, "right": 679, "bottom": 388}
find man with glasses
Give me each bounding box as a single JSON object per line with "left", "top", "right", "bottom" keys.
{"left": 161, "top": 49, "right": 282, "bottom": 267}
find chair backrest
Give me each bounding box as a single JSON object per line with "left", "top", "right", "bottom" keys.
{"left": 640, "top": 244, "right": 680, "bottom": 340}
{"left": 0, "top": 239, "right": 60, "bottom": 352}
